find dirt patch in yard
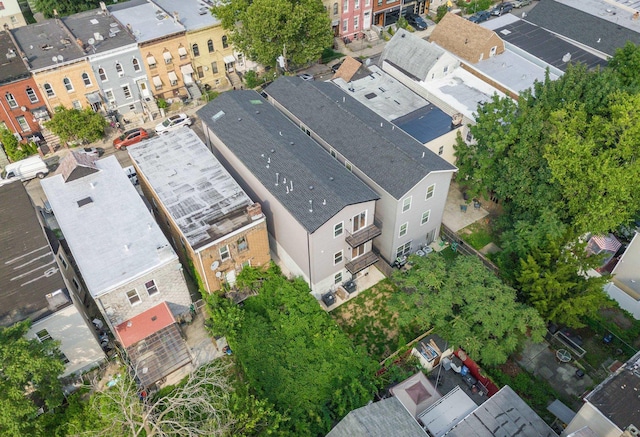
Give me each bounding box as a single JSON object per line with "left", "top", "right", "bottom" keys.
{"left": 499, "top": 360, "right": 522, "bottom": 378}
{"left": 599, "top": 307, "right": 633, "bottom": 330}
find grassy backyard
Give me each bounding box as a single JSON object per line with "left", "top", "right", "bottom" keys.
{"left": 332, "top": 279, "right": 423, "bottom": 362}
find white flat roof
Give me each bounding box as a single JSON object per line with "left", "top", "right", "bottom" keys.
{"left": 558, "top": 0, "right": 640, "bottom": 33}
{"left": 110, "top": 2, "right": 185, "bottom": 43}
{"left": 473, "top": 50, "right": 560, "bottom": 94}
{"left": 153, "top": 0, "right": 221, "bottom": 30}
{"left": 128, "top": 128, "right": 254, "bottom": 250}
{"left": 332, "top": 65, "right": 430, "bottom": 121}
{"left": 41, "top": 156, "right": 177, "bottom": 297}
{"left": 418, "top": 386, "right": 477, "bottom": 437}
{"left": 420, "top": 67, "right": 507, "bottom": 121}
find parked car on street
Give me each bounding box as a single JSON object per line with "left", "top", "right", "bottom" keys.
{"left": 297, "top": 73, "right": 314, "bottom": 81}
{"left": 113, "top": 127, "right": 149, "bottom": 150}
{"left": 490, "top": 2, "right": 514, "bottom": 15}
{"left": 405, "top": 13, "right": 428, "bottom": 30}
{"left": 331, "top": 60, "right": 344, "bottom": 73}
{"left": 155, "top": 113, "right": 192, "bottom": 134}
{"left": 468, "top": 10, "right": 491, "bottom": 23}
{"left": 512, "top": 0, "right": 532, "bottom": 7}
{"left": 76, "top": 147, "right": 105, "bottom": 158}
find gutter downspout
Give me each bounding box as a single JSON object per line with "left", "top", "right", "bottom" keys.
{"left": 307, "top": 232, "right": 312, "bottom": 291}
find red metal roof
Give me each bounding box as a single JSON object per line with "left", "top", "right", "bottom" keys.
{"left": 589, "top": 234, "right": 621, "bottom": 253}
{"left": 115, "top": 302, "right": 176, "bottom": 348}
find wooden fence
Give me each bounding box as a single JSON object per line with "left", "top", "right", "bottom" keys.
{"left": 440, "top": 224, "right": 500, "bottom": 275}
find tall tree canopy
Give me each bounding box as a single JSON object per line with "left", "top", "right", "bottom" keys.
{"left": 0, "top": 321, "right": 65, "bottom": 437}
{"left": 390, "top": 254, "right": 546, "bottom": 366}
{"left": 211, "top": 0, "right": 333, "bottom": 69}
{"left": 45, "top": 107, "right": 108, "bottom": 145}
{"left": 207, "top": 265, "right": 379, "bottom": 436}
{"left": 34, "top": 0, "right": 102, "bottom": 18}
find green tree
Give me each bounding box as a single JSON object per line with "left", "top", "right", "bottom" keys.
{"left": 0, "top": 128, "right": 27, "bottom": 161}
{"left": 518, "top": 238, "right": 611, "bottom": 328}
{"left": 209, "top": 264, "right": 379, "bottom": 436}
{"left": 34, "top": 0, "right": 102, "bottom": 18}
{"left": 0, "top": 321, "right": 65, "bottom": 437}
{"left": 608, "top": 41, "right": 640, "bottom": 90}
{"left": 211, "top": 0, "right": 333, "bottom": 69}
{"left": 391, "top": 255, "right": 546, "bottom": 366}
{"left": 45, "top": 107, "right": 108, "bottom": 145}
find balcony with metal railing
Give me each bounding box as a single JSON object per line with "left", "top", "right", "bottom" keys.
{"left": 345, "top": 251, "right": 379, "bottom": 275}
{"left": 345, "top": 223, "right": 381, "bottom": 247}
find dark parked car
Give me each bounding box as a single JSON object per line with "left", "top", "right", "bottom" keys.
{"left": 405, "top": 13, "right": 428, "bottom": 30}
{"left": 490, "top": 2, "right": 514, "bottom": 16}
{"left": 468, "top": 10, "right": 491, "bottom": 23}
{"left": 331, "top": 60, "right": 344, "bottom": 73}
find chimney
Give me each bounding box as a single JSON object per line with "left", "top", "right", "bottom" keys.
{"left": 173, "top": 11, "right": 180, "bottom": 24}
{"left": 247, "top": 203, "right": 263, "bottom": 220}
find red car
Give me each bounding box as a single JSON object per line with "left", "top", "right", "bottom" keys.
{"left": 113, "top": 127, "right": 149, "bottom": 150}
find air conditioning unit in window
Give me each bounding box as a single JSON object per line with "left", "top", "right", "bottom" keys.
{"left": 13, "top": 132, "right": 21, "bottom": 141}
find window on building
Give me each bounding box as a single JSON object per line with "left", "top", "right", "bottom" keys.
{"left": 443, "top": 65, "right": 449, "bottom": 74}
{"left": 208, "top": 39, "right": 214, "bottom": 52}
{"left": 104, "top": 89, "right": 115, "bottom": 103}
{"left": 399, "top": 222, "right": 408, "bottom": 237}
{"left": 72, "top": 100, "right": 81, "bottom": 109}
{"left": 402, "top": 196, "right": 411, "bottom": 213}
{"left": 334, "top": 222, "right": 343, "bottom": 237}
{"left": 242, "top": 260, "right": 251, "bottom": 269}
{"left": 330, "top": 148, "right": 337, "bottom": 158}
{"left": 145, "top": 279, "right": 159, "bottom": 296}
{"left": 220, "top": 245, "right": 230, "bottom": 261}
{"left": 345, "top": 160, "right": 352, "bottom": 172}
{"left": 352, "top": 243, "right": 364, "bottom": 258}
{"left": 490, "top": 46, "right": 497, "bottom": 57}
{"left": 355, "top": 0, "right": 360, "bottom": 8}
{"left": 59, "top": 255, "right": 68, "bottom": 269}
{"left": 426, "top": 184, "right": 435, "bottom": 200}
{"left": 16, "top": 116, "right": 29, "bottom": 131}
{"left": 98, "top": 68, "right": 107, "bottom": 81}
{"left": 343, "top": 0, "right": 348, "bottom": 12}
{"left": 438, "top": 146, "right": 444, "bottom": 155}
{"left": 72, "top": 277, "right": 80, "bottom": 290}
{"left": 354, "top": 16, "right": 359, "bottom": 29}
{"left": 82, "top": 72, "right": 91, "bottom": 87}
{"left": 26, "top": 87, "right": 38, "bottom": 103}
{"left": 237, "top": 236, "right": 248, "bottom": 251}
{"left": 126, "top": 289, "right": 141, "bottom": 305}
{"left": 334, "top": 250, "right": 343, "bottom": 265}
{"left": 122, "top": 85, "right": 132, "bottom": 99}
{"left": 5, "top": 92, "right": 17, "bottom": 108}
{"left": 115, "top": 62, "right": 124, "bottom": 77}
{"left": 334, "top": 271, "right": 342, "bottom": 284}
{"left": 353, "top": 211, "right": 366, "bottom": 232}
{"left": 342, "top": 19, "right": 348, "bottom": 32}
{"left": 197, "top": 66, "right": 204, "bottom": 78}
{"left": 44, "top": 83, "right": 55, "bottom": 97}
{"left": 36, "top": 329, "right": 52, "bottom": 342}
{"left": 333, "top": 2, "right": 338, "bottom": 14}
{"left": 466, "top": 131, "right": 473, "bottom": 142}
{"left": 59, "top": 352, "right": 70, "bottom": 364}
{"left": 211, "top": 62, "right": 218, "bottom": 74}
{"left": 128, "top": 104, "right": 135, "bottom": 111}
{"left": 396, "top": 241, "right": 412, "bottom": 258}
{"left": 192, "top": 43, "right": 200, "bottom": 57}
{"left": 365, "top": 0, "right": 370, "bottom": 6}
{"left": 63, "top": 77, "right": 73, "bottom": 92}
{"left": 164, "top": 51, "right": 172, "bottom": 64}
{"left": 132, "top": 58, "right": 141, "bottom": 72}
{"left": 222, "top": 35, "right": 228, "bottom": 48}
{"left": 421, "top": 210, "right": 431, "bottom": 225}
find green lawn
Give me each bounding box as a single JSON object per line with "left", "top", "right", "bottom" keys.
{"left": 460, "top": 221, "right": 494, "bottom": 250}
{"left": 332, "top": 279, "right": 422, "bottom": 361}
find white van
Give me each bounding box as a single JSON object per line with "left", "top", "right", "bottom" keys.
{"left": 0, "top": 156, "right": 49, "bottom": 184}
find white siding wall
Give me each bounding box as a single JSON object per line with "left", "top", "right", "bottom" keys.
{"left": 27, "top": 304, "right": 105, "bottom": 376}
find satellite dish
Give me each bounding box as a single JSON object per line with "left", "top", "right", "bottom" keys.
{"left": 88, "top": 38, "right": 95, "bottom": 45}
{"left": 215, "top": 271, "right": 222, "bottom": 278}
{"left": 52, "top": 56, "right": 58, "bottom": 63}
{"left": 210, "top": 260, "right": 219, "bottom": 271}
{"left": 57, "top": 55, "right": 63, "bottom": 61}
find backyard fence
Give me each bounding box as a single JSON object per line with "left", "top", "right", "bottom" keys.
{"left": 440, "top": 224, "right": 500, "bottom": 275}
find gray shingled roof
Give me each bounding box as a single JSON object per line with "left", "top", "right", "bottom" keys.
{"left": 526, "top": 0, "right": 640, "bottom": 56}
{"left": 197, "top": 91, "right": 379, "bottom": 233}
{"left": 12, "top": 20, "right": 86, "bottom": 71}
{"left": 63, "top": 8, "right": 136, "bottom": 54}
{"left": 264, "top": 77, "right": 456, "bottom": 200}
{"left": 380, "top": 28, "right": 444, "bottom": 81}
{"left": 0, "top": 32, "right": 30, "bottom": 85}
{"left": 0, "top": 181, "right": 68, "bottom": 327}
{"left": 326, "top": 397, "right": 427, "bottom": 437}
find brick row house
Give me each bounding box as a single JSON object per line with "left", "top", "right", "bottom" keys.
{"left": 41, "top": 152, "right": 194, "bottom": 386}
{"left": 127, "top": 128, "right": 271, "bottom": 293}
{"left": 198, "top": 91, "right": 380, "bottom": 298}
